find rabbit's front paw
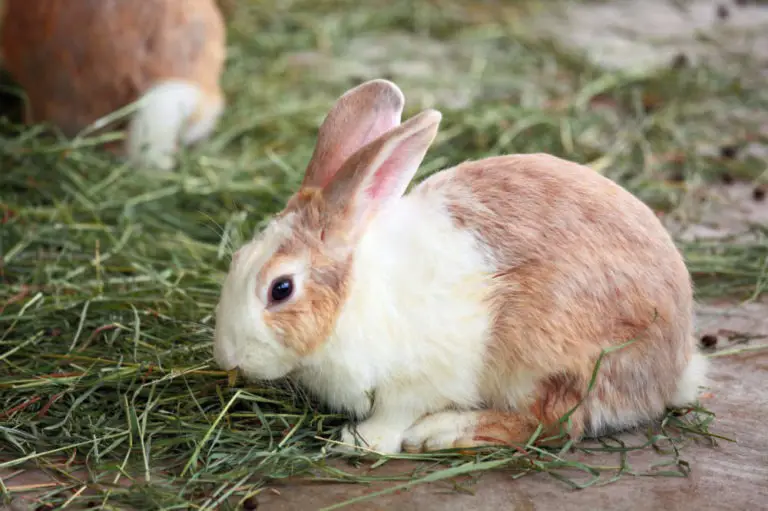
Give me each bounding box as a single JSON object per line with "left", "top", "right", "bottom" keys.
{"left": 335, "top": 421, "right": 404, "bottom": 455}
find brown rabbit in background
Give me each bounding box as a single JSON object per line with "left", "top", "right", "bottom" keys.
{"left": 0, "top": 0, "right": 227, "bottom": 170}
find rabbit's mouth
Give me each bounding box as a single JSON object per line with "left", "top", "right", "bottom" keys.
{"left": 213, "top": 320, "right": 301, "bottom": 382}
{"left": 234, "top": 352, "right": 297, "bottom": 382}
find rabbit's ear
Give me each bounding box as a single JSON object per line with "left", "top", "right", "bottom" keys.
{"left": 322, "top": 108, "right": 442, "bottom": 236}
{"left": 301, "top": 79, "right": 405, "bottom": 189}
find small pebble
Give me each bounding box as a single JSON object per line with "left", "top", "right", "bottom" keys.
{"left": 243, "top": 496, "right": 260, "bottom": 510}
{"left": 671, "top": 53, "right": 689, "bottom": 69}
{"left": 668, "top": 170, "right": 685, "bottom": 183}
{"left": 719, "top": 144, "right": 739, "bottom": 159}
{"left": 717, "top": 4, "right": 730, "bottom": 18}
{"left": 700, "top": 334, "right": 718, "bottom": 348}
{"left": 753, "top": 185, "right": 766, "bottom": 201}
{"left": 641, "top": 94, "right": 661, "bottom": 113}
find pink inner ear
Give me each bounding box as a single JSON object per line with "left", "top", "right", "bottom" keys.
{"left": 312, "top": 109, "right": 402, "bottom": 189}
{"left": 369, "top": 110, "right": 401, "bottom": 146}
{"left": 365, "top": 131, "right": 419, "bottom": 201}
{"left": 367, "top": 152, "right": 407, "bottom": 200}
{"left": 348, "top": 112, "right": 401, "bottom": 190}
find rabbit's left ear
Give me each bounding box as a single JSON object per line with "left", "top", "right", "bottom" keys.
{"left": 301, "top": 79, "right": 405, "bottom": 190}
{"left": 322, "top": 108, "right": 442, "bottom": 235}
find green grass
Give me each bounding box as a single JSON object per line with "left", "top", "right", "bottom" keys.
{"left": 1, "top": 0, "right": 767, "bottom": 509}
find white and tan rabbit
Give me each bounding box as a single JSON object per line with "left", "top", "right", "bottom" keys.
{"left": 0, "top": 0, "right": 226, "bottom": 170}
{"left": 213, "top": 79, "right": 707, "bottom": 454}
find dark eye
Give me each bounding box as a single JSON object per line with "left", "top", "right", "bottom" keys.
{"left": 269, "top": 277, "right": 294, "bottom": 303}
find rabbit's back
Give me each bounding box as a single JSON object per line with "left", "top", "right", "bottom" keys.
{"left": 417, "top": 153, "right": 694, "bottom": 390}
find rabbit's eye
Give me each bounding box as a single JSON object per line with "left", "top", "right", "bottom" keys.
{"left": 269, "top": 276, "right": 294, "bottom": 303}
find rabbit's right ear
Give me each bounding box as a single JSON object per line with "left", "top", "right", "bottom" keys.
{"left": 301, "top": 79, "right": 405, "bottom": 189}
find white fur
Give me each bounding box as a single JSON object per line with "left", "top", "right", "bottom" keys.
{"left": 671, "top": 352, "right": 709, "bottom": 406}
{"left": 293, "top": 188, "right": 496, "bottom": 453}
{"left": 126, "top": 80, "right": 223, "bottom": 170}
{"left": 482, "top": 368, "right": 539, "bottom": 412}
{"left": 213, "top": 214, "right": 305, "bottom": 380}
{"left": 402, "top": 410, "right": 480, "bottom": 452}
{"left": 586, "top": 395, "right": 661, "bottom": 437}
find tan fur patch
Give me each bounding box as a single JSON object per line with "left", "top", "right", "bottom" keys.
{"left": 420, "top": 153, "right": 696, "bottom": 438}
{"left": 262, "top": 189, "right": 353, "bottom": 356}
{"left": 470, "top": 411, "right": 540, "bottom": 447}
{"left": 528, "top": 372, "right": 585, "bottom": 428}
